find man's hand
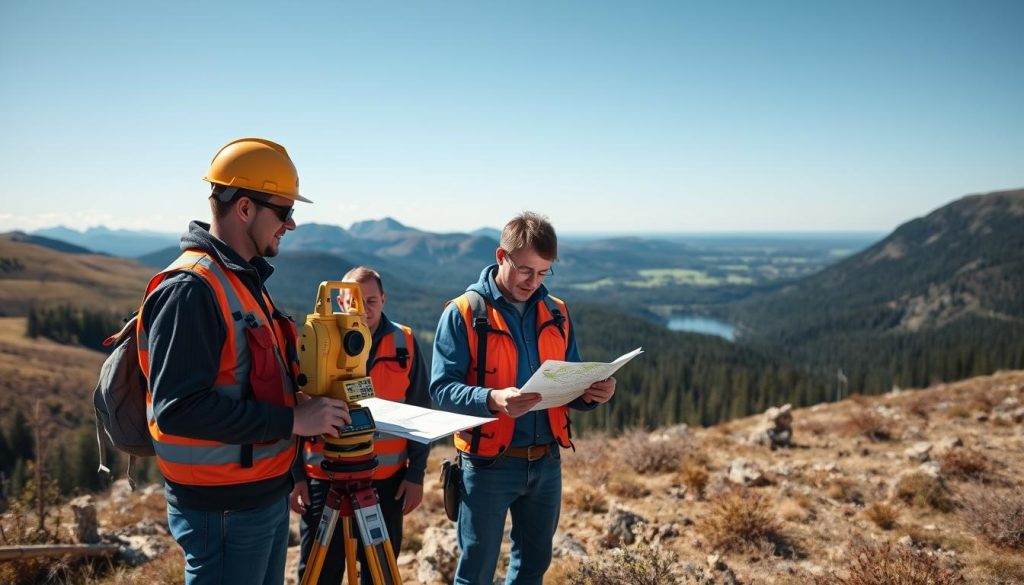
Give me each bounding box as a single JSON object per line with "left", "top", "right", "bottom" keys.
{"left": 396, "top": 480, "right": 423, "bottom": 515}
{"left": 583, "top": 377, "right": 616, "bottom": 405}
{"left": 289, "top": 480, "right": 310, "bottom": 514}
{"left": 488, "top": 387, "right": 542, "bottom": 418}
{"left": 293, "top": 395, "right": 351, "bottom": 437}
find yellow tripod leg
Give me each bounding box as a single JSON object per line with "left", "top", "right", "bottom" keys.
{"left": 301, "top": 503, "right": 341, "bottom": 585}
{"left": 342, "top": 516, "right": 359, "bottom": 585}
{"left": 361, "top": 540, "right": 400, "bottom": 585}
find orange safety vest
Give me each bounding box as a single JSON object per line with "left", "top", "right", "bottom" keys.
{"left": 303, "top": 322, "right": 416, "bottom": 480}
{"left": 451, "top": 291, "right": 573, "bottom": 457}
{"left": 137, "top": 250, "right": 298, "bottom": 486}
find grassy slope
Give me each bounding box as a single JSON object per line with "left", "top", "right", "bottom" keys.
{"left": 0, "top": 239, "right": 153, "bottom": 316}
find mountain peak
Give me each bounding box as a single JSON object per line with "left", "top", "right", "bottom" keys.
{"left": 348, "top": 217, "right": 418, "bottom": 239}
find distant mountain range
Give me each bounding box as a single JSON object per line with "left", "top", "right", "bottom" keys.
{"left": 32, "top": 226, "right": 179, "bottom": 257}
{"left": 8, "top": 188, "right": 1023, "bottom": 396}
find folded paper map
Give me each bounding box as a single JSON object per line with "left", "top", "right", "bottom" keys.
{"left": 523, "top": 347, "right": 643, "bottom": 411}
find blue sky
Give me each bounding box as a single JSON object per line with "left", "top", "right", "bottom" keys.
{"left": 1, "top": 1, "right": 1021, "bottom": 235}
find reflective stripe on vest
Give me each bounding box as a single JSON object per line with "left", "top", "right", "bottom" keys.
{"left": 303, "top": 322, "right": 415, "bottom": 480}
{"left": 451, "top": 291, "right": 572, "bottom": 457}
{"left": 138, "top": 250, "right": 297, "bottom": 487}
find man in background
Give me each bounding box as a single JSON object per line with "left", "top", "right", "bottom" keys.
{"left": 292, "top": 266, "right": 430, "bottom": 584}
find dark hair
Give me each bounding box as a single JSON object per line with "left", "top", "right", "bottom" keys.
{"left": 500, "top": 211, "right": 557, "bottom": 260}
{"left": 343, "top": 266, "right": 384, "bottom": 294}
{"left": 208, "top": 185, "right": 275, "bottom": 219}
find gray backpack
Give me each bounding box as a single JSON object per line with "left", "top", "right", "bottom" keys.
{"left": 92, "top": 314, "right": 154, "bottom": 489}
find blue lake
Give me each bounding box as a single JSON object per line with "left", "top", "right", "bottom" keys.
{"left": 667, "top": 316, "right": 736, "bottom": 341}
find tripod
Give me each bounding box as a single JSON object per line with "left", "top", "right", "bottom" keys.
{"left": 300, "top": 433, "right": 400, "bottom": 585}
{"left": 297, "top": 281, "right": 402, "bottom": 585}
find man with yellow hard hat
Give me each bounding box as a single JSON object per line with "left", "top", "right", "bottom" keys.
{"left": 137, "top": 138, "right": 351, "bottom": 585}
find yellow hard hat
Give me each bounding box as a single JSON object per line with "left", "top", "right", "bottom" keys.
{"left": 204, "top": 138, "right": 312, "bottom": 203}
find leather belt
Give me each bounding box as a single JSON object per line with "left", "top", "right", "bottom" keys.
{"left": 503, "top": 444, "right": 552, "bottom": 461}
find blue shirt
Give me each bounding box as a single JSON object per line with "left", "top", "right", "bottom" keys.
{"left": 430, "top": 264, "right": 595, "bottom": 447}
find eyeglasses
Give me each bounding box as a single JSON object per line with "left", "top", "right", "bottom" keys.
{"left": 248, "top": 195, "right": 294, "bottom": 223}
{"left": 504, "top": 251, "right": 555, "bottom": 279}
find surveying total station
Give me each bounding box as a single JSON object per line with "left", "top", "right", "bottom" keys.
{"left": 297, "top": 280, "right": 401, "bottom": 585}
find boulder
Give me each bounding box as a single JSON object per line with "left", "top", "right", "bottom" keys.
{"left": 904, "top": 442, "right": 932, "bottom": 463}
{"left": 415, "top": 526, "right": 459, "bottom": 585}
{"left": 729, "top": 458, "right": 768, "bottom": 487}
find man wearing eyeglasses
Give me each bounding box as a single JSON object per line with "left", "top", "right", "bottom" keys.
{"left": 430, "top": 211, "right": 616, "bottom": 585}
{"left": 139, "top": 138, "right": 351, "bottom": 585}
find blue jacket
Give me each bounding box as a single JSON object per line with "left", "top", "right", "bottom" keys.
{"left": 430, "top": 265, "right": 595, "bottom": 447}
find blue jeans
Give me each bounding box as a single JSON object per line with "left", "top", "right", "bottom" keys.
{"left": 456, "top": 448, "right": 562, "bottom": 585}
{"left": 167, "top": 498, "right": 289, "bottom": 585}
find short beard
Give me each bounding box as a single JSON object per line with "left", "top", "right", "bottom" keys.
{"left": 245, "top": 221, "right": 279, "bottom": 259}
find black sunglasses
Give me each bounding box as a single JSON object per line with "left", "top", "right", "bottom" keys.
{"left": 247, "top": 196, "right": 294, "bottom": 222}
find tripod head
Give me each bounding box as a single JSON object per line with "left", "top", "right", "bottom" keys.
{"left": 297, "top": 280, "right": 378, "bottom": 480}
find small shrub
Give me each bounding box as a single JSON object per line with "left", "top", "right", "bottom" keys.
{"left": 946, "top": 404, "right": 973, "bottom": 419}
{"left": 937, "top": 448, "right": 991, "bottom": 482}
{"left": 778, "top": 499, "right": 811, "bottom": 523}
{"left": 562, "top": 436, "right": 613, "bottom": 486}
{"left": 563, "top": 484, "right": 608, "bottom": 513}
{"left": 826, "top": 477, "right": 865, "bottom": 505}
{"left": 617, "top": 429, "right": 686, "bottom": 474}
{"left": 902, "top": 394, "right": 932, "bottom": 420}
{"left": 606, "top": 477, "right": 650, "bottom": 499}
{"left": 816, "top": 540, "right": 965, "bottom": 585}
{"left": 566, "top": 543, "right": 683, "bottom": 585}
{"left": 844, "top": 408, "right": 892, "bottom": 441}
{"left": 864, "top": 501, "right": 899, "bottom": 530}
{"left": 677, "top": 459, "right": 709, "bottom": 499}
{"left": 697, "top": 487, "right": 792, "bottom": 555}
{"left": 893, "top": 473, "right": 955, "bottom": 513}
{"left": 961, "top": 488, "right": 1024, "bottom": 549}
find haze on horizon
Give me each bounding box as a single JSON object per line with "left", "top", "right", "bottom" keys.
{"left": 1, "top": 1, "right": 1021, "bottom": 235}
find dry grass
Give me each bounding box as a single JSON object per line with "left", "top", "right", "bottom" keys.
{"left": 697, "top": 487, "right": 793, "bottom": 556}
{"left": 88, "top": 553, "right": 184, "bottom": 585}
{"left": 778, "top": 498, "right": 812, "bottom": 523}
{"left": 843, "top": 407, "right": 892, "bottom": 441}
{"left": 817, "top": 540, "right": 966, "bottom": 585}
{"left": 937, "top": 448, "right": 992, "bottom": 482}
{"left": 893, "top": 472, "right": 955, "bottom": 512}
{"left": 826, "top": 477, "right": 865, "bottom": 505}
{"left": 676, "top": 459, "right": 709, "bottom": 499}
{"left": 562, "top": 436, "right": 613, "bottom": 487}
{"left": 616, "top": 429, "right": 685, "bottom": 474}
{"left": 606, "top": 476, "right": 650, "bottom": 499}
{"left": 960, "top": 487, "right": 1024, "bottom": 550}
{"left": 560, "top": 543, "right": 684, "bottom": 585}
{"left": 973, "top": 554, "right": 1024, "bottom": 584}
{"left": 562, "top": 484, "right": 609, "bottom": 513}
{"left": 901, "top": 392, "right": 934, "bottom": 420}
{"left": 864, "top": 501, "right": 900, "bottom": 530}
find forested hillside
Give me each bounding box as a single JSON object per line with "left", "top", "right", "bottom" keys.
{"left": 731, "top": 188, "right": 1024, "bottom": 393}
{"left": 571, "top": 303, "right": 824, "bottom": 432}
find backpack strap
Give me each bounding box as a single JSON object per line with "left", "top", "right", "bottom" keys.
{"left": 464, "top": 290, "right": 495, "bottom": 455}
{"left": 537, "top": 296, "right": 567, "bottom": 343}
{"left": 371, "top": 324, "right": 410, "bottom": 370}
{"left": 465, "top": 291, "right": 492, "bottom": 387}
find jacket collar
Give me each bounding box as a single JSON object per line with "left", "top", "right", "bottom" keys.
{"left": 180, "top": 220, "right": 275, "bottom": 285}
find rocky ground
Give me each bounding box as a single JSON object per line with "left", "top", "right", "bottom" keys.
{"left": 3, "top": 370, "right": 1023, "bottom": 584}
